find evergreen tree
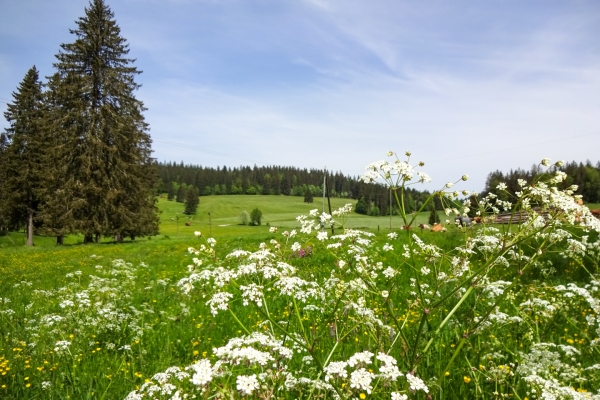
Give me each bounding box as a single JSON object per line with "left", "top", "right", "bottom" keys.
{"left": 176, "top": 184, "right": 186, "bottom": 202}
{"left": 304, "top": 189, "right": 314, "bottom": 203}
{"left": 184, "top": 186, "right": 199, "bottom": 215}
{"left": 0, "top": 131, "right": 8, "bottom": 232}
{"left": 2, "top": 66, "right": 46, "bottom": 246}
{"left": 355, "top": 197, "right": 368, "bottom": 215}
{"left": 428, "top": 205, "right": 440, "bottom": 225}
{"left": 167, "top": 181, "right": 175, "bottom": 200}
{"left": 38, "top": 72, "right": 77, "bottom": 244}
{"left": 50, "top": 0, "right": 158, "bottom": 243}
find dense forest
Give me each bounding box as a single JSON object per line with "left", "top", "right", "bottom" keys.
{"left": 156, "top": 161, "right": 435, "bottom": 217}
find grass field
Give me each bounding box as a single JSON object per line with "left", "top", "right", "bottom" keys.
{"left": 0, "top": 194, "right": 440, "bottom": 247}
{"left": 0, "top": 195, "right": 598, "bottom": 399}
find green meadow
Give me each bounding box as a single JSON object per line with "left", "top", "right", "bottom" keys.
{"left": 0, "top": 194, "right": 598, "bottom": 399}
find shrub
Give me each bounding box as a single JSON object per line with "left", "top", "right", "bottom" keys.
{"left": 250, "top": 208, "right": 262, "bottom": 225}
{"left": 239, "top": 210, "right": 250, "bottom": 225}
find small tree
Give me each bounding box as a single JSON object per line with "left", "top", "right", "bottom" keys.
{"left": 355, "top": 197, "right": 368, "bottom": 215}
{"left": 184, "top": 186, "right": 199, "bottom": 215}
{"left": 240, "top": 210, "right": 250, "bottom": 225}
{"left": 176, "top": 184, "right": 186, "bottom": 203}
{"left": 167, "top": 182, "right": 175, "bottom": 201}
{"left": 369, "top": 205, "right": 380, "bottom": 216}
{"left": 304, "top": 189, "right": 314, "bottom": 203}
{"left": 250, "top": 208, "right": 262, "bottom": 226}
{"left": 428, "top": 206, "right": 440, "bottom": 225}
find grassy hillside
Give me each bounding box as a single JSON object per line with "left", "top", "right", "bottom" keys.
{"left": 0, "top": 195, "right": 442, "bottom": 248}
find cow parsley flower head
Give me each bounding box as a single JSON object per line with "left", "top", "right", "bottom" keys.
{"left": 541, "top": 158, "right": 551, "bottom": 166}
{"left": 406, "top": 373, "right": 429, "bottom": 393}
{"left": 236, "top": 374, "right": 259, "bottom": 396}
{"left": 350, "top": 368, "right": 375, "bottom": 393}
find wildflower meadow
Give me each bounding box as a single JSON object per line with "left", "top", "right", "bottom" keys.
{"left": 1, "top": 152, "right": 599, "bottom": 399}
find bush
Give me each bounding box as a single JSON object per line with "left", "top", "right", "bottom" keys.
{"left": 368, "top": 205, "right": 380, "bottom": 216}
{"left": 240, "top": 210, "right": 250, "bottom": 225}
{"left": 250, "top": 208, "right": 262, "bottom": 225}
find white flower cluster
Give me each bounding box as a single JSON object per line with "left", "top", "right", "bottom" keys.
{"left": 360, "top": 153, "right": 432, "bottom": 187}
{"left": 323, "top": 351, "right": 419, "bottom": 396}
{"left": 518, "top": 343, "right": 600, "bottom": 400}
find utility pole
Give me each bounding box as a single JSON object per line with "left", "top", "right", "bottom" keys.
{"left": 208, "top": 212, "right": 212, "bottom": 236}
{"left": 322, "top": 167, "right": 326, "bottom": 216}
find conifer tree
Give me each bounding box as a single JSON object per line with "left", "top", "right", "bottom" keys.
{"left": 304, "top": 189, "right": 314, "bottom": 203}
{"left": 176, "top": 184, "right": 186, "bottom": 203}
{"left": 428, "top": 205, "right": 440, "bottom": 225}
{"left": 184, "top": 186, "right": 199, "bottom": 215}
{"left": 355, "top": 197, "right": 368, "bottom": 215}
{"left": 167, "top": 181, "right": 175, "bottom": 201}
{"left": 2, "top": 66, "right": 46, "bottom": 246}
{"left": 37, "top": 73, "right": 74, "bottom": 245}
{"left": 50, "top": 0, "right": 158, "bottom": 243}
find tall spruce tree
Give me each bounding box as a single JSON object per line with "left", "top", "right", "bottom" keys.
{"left": 0, "top": 124, "right": 9, "bottom": 233}
{"left": 37, "top": 72, "right": 76, "bottom": 245}
{"left": 50, "top": 0, "right": 158, "bottom": 243}
{"left": 2, "top": 66, "right": 46, "bottom": 246}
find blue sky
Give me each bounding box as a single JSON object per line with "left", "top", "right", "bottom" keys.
{"left": 1, "top": 0, "right": 600, "bottom": 192}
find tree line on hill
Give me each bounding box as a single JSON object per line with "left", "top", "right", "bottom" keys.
{"left": 481, "top": 161, "right": 600, "bottom": 204}
{"left": 156, "top": 162, "right": 438, "bottom": 217}
{"left": 0, "top": 0, "right": 158, "bottom": 246}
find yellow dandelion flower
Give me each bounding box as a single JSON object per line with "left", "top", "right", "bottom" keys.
{"left": 463, "top": 376, "right": 471, "bottom": 383}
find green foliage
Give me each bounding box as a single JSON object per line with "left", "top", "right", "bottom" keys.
{"left": 1, "top": 66, "right": 45, "bottom": 246}
{"left": 167, "top": 181, "right": 175, "bottom": 201}
{"left": 368, "top": 205, "right": 380, "bottom": 216}
{"left": 250, "top": 208, "right": 262, "bottom": 225}
{"left": 354, "top": 196, "right": 368, "bottom": 215}
{"left": 428, "top": 205, "right": 440, "bottom": 225}
{"left": 240, "top": 210, "right": 250, "bottom": 225}
{"left": 184, "top": 186, "right": 199, "bottom": 215}
{"left": 42, "top": 0, "right": 158, "bottom": 242}
{"left": 304, "top": 189, "right": 314, "bottom": 203}
{"left": 176, "top": 184, "right": 186, "bottom": 203}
